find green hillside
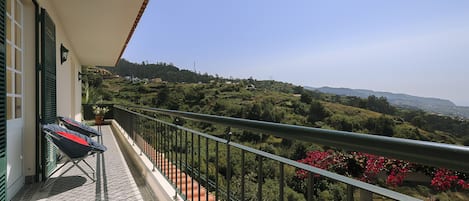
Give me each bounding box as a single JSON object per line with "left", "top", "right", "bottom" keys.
{"left": 84, "top": 63, "right": 469, "bottom": 200}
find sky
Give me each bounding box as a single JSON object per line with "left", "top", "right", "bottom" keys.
{"left": 123, "top": 0, "right": 469, "bottom": 106}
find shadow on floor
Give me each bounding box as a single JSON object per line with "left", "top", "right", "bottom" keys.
{"left": 11, "top": 176, "right": 87, "bottom": 201}
{"left": 48, "top": 176, "right": 87, "bottom": 196}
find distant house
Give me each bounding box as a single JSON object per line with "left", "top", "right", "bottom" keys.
{"left": 132, "top": 77, "right": 141, "bottom": 83}
{"left": 246, "top": 84, "right": 256, "bottom": 90}
{"left": 152, "top": 78, "right": 163, "bottom": 83}
{"left": 82, "top": 67, "right": 115, "bottom": 79}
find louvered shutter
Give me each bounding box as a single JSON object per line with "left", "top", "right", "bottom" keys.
{"left": 0, "top": 0, "right": 7, "bottom": 199}
{"left": 40, "top": 9, "right": 57, "bottom": 178}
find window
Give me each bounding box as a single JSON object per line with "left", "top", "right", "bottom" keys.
{"left": 6, "top": 0, "right": 23, "bottom": 120}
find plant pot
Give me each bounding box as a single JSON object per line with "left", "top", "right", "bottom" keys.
{"left": 95, "top": 115, "right": 104, "bottom": 125}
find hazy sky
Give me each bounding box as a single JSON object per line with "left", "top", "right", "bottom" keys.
{"left": 123, "top": 0, "right": 469, "bottom": 106}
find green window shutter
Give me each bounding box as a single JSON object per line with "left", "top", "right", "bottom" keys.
{"left": 40, "top": 9, "right": 57, "bottom": 178}
{"left": 0, "top": 0, "right": 7, "bottom": 200}
{"left": 41, "top": 9, "right": 56, "bottom": 124}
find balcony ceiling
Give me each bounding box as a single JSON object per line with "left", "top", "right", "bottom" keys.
{"left": 49, "top": 0, "right": 148, "bottom": 66}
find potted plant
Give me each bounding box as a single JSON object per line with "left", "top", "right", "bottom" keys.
{"left": 92, "top": 105, "right": 109, "bottom": 125}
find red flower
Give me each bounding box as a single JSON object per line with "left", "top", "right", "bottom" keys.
{"left": 431, "top": 168, "right": 460, "bottom": 191}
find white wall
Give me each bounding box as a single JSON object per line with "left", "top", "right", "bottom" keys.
{"left": 8, "top": 0, "right": 83, "bottom": 199}
{"left": 6, "top": 1, "right": 33, "bottom": 199}
{"left": 22, "top": 0, "right": 36, "bottom": 179}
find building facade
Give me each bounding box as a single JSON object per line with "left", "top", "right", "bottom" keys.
{"left": 0, "top": 0, "right": 148, "bottom": 200}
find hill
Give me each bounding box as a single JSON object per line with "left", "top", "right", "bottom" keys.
{"left": 306, "top": 86, "right": 469, "bottom": 119}
{"left": 84, "top": 66, "right": 469, "bottom": 200}
{"left": 101, "top": 59, "right": 216, "bottom": 83}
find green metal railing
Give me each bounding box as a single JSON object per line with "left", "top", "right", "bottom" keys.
{"left": 114, "top": 105, "right": 469, "bottom": 201}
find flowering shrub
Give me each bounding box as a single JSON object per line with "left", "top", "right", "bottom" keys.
{"left": 297, "top": 150, "right": 467, "bottom": 191}
{"left": 386, "top": 166, "right": 409, "bottom": 187}
{"left": 92, "top": 105, "right": 110, "bottom": 115}
{"left": 296, "top": 150, "right": 336, "bottom": 178}
{"left": 431, "top": 168, "right": 469, "bottom": 191}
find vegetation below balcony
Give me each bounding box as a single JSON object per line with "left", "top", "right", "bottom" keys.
{"left": 82, "top": 62, "right": 469, "bottom": 200}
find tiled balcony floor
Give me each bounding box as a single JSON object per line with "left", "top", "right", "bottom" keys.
{"left": 12, "top": 125, "right": 146, "bottom": 201}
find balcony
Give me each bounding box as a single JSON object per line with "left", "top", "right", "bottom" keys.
{"left": 11, "top": 125, "right": 152, "bottom": 201}
{"left": 12, "top": 105, "right": 469, "bottom": 201}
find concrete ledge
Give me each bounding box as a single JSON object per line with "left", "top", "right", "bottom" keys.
{"left": 110, "top": 120, "right": 183, "bottom": 201}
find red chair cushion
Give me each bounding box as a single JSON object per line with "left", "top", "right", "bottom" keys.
{"left": 57, "top": 131, "right": 89, "bottom": 146}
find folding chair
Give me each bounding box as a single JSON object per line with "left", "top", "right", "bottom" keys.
{"left": 57, "top": 116, "right": 101, "bottom": 137}
{"left": 42, "top": 124, "right": 107, "bottom": 188}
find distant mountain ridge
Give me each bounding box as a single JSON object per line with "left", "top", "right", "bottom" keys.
{"left": 306, "top": 86, "right": 469, "bottom": 119}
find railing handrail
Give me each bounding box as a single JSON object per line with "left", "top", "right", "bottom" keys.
{"left": 116, "top": 105, "right": 469, "bottom": 173}
{"left": 115, "top": 106, "right": 421, "bottom": 201}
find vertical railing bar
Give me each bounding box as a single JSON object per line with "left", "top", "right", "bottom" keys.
{"left": 158, "top": 122, "right": 162, "bottom": 172}
{"left": 347, "top": 184, "right": 354, "bottom": 201}
{"left": 155, "top": 121, "right": 159, "bottom": 170}
{"left": 179, "top": 129, "right": 183, "bottom": 194}
{"left": 241, "top": 149, "right": 245, "bottom": 201}
{"left": 257, "top": 156, "right": 263, "bottom": 201}
{"left": 146, "top": 119, "right": 149, "bottom": 162}
{"left": 142, "top": 119, "right": 148, "bottom": 155}
{"left": 163, "top": 123, "right": 167, "bottom": 176}
{"left": 158, "top": 122, "right": 161, "bottom": 170}
{"left": 137, "top": 116, "right": 140, "bottom": 146}
{"left": 307, "top": 172, "right": 312, "bottom": 201}
{"left": 226, "top": 140, "right": 231, "bottom": 201}
{"left": 215, "top": 142, "right": 219, "bottom": 201}
{"left": 136, "top": 116, "right": 139, "bottom": 146}
{"left": 167, "top": 124, "right": 171, "bottom": 179}
{"left": 128, "top": 111, "right": 131, "bottom": 135}
{"left": 191, "top": 131, "right": 194, "bottom": 201}
{"left": 145, "top": 120, "right": 147, "bottom": 156}
{"left": 168, "top": 124, "right": 171, "bottom": 180}
{"left": 141, "top": 118, "right": 143, "bottom": 150}
{"left": 163, "top": 123, "right": 166, "bottom": 176}
{"left": 142, "top": 119, "right": 145, "bottom": 155}
{"left": 205, "top": 137, "right": 209, "bottom": 201}
{"left": 173, "top": 127, "right": 179, "bottom": 195}
{"left": 185, "top": 130, "right": 188, "bottom": 199}
{"left": 131, "top": 114, "right": 133, "bottom": 142}
{"left": 152, "top": 121, "right": 156, "bottom": 171}
{"left": 148, "top": 121, "right": 151, "bottom": 161}
{"left": 135, "top": 115, "right": 138, "bottom": 143}
{"left": 142, "top": 119, "right": 145, "bottom": 154}
{"left": 172, "top": 125, "right": 175, "bottom": 186}
{"left": 198, "top": 134, "right": 201, "bottom": 201}
{"left": 279, "top": 162, "right": 284, "bottom": 201}
{"left": 136, "top": 116, "right": 139, "bottom": 147}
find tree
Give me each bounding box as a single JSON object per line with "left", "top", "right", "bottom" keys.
{"left": 293, "top": 86, "right": 304, "bottom": 94}
{"left": 300, "top": 92, "right": 313, "bottom": 104}
{"left": 247, "top": 103, "right": 262, "bottom": 120}
{"left": 365, "top": 115, "right": 395, "bottom": 137}
{"left": 307, "top": 101, "right": 330, "bottom": 124}
{"left": 156, "top": 87, "right": 170, "bottom": 106}
{"left": 366, "top": 95, "right": 395, "bottom": 115}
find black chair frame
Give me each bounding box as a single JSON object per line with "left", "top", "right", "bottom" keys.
{"left": 41, "top": 124, "right": 106, "bottom": 189}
